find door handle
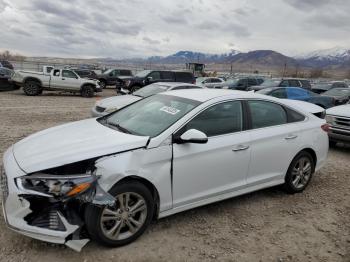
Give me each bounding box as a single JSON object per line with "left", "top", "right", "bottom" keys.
{"left": 62, "top": 78, "right": 65, "bottom": 80}
{"left": 232, "top": 145, "right": 249, "bottom": 152}
{"left": 285, "top": 134, "right": 298, "bottom": 140}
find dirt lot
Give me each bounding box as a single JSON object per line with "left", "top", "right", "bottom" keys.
{"left": 0, "top": 89, "right": 349, "bottom": 262}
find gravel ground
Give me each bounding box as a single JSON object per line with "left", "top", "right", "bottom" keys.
{"left": 0, "top": 89, "right": 349, "bottom": 262}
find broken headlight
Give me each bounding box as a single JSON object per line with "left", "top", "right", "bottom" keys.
{"left": 17, "top": 173, "right": 97, "bottom": 199}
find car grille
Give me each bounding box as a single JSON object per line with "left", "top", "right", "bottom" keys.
{"left": 0, "top": 169, "right": 9, "bottom": 203}
{"left": 333, "top": 116, "right": 350, "bottom": 130}
{"left": 95, "top": 106, "right": 106, "bottom": 113}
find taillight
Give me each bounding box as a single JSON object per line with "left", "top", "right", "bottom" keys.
{"left": 321, "top": 123, "right": 330, "bottom": 133}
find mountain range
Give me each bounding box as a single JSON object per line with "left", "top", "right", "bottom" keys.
{"left": 125, "top": 47, "right": 350, "bottom": 70}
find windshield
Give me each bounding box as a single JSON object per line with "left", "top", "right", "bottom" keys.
{"left": 225, "top": 79, "right": 239, "bottom": 85}
{"left": 133, "top": 84, "right": 170, "bottom": 98}
{"left": 101, "top": 94, "right": 200, "bottom": 137}
{"left": 324, "top": 88, "right": 350, "bottom": 96}
{"left": 135, "top": 70, "right": 151, "bottom": 78}
{"left": 256, "top": 88, "right": 273, "bottom": 94}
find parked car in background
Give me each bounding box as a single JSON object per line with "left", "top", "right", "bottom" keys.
{"left": 2, "top": 89, "right": 328, "bottom": 249}
{"left": 321, "top": 88, "right": 350, "bottom": 105}
{"left": 247, "top": 78, "right": 281, "bottom": 91}
{"left": 326, "top": 103, "right": 350, "bottom": 146}
{"left": 73, "top": 69, "right": 98, "bottom": 79}
{"left": 223, "top": 77, "right": 265, "bottom": 90}
{"left": 312, "top": 82, "right": 349, "bottom": 94}
{"left": 12, "top": 68, "right": 102, "bottom": 97}
{"left": 257, "top": 87, "right": 335, "bottom": 108}
{"left": 0, "top": 67, "right": 18, "bottom": 91}
{"left": 96, "top": 69, "right": 133, "bottom": 88}
{"left": 278, "top": 78, "right": 312, "bottom": 90}
{"left": 92, "top": 82, "right": 203, "bottom": 117}
{"left": 118, "top": 70, "right": 195, "bottom": 93}
{"left": 196, "top": 77, "right": 225, "bottom": 88}
{"left": 0, "top": 60, "right": 14, "bottom": 70}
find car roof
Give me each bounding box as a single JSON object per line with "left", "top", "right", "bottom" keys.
{"left": 153, "top": 82, "right": 200, "bottom": 88}
{"left": 161, "top": 89, "right": 275, "bottom": 102}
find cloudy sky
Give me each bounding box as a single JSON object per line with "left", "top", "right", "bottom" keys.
{"left": 0, "top": 0, "right": 349, "bottom": 58}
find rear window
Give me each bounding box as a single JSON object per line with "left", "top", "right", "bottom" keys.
{"left": 161, "top": 71, "right": 175, "bottom": 80}
{"left": 175, "top": 72, "right": 194, "bottom": 83}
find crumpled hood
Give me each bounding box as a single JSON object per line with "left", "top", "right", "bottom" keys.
{"left": 96, "top": 95, "right": 141, "bottom": 109}
{"left": 13, "top": 118, "right": 149, "bottom": 173}
{"left": 326, "top": 104, "right": 350, "bottom": 118}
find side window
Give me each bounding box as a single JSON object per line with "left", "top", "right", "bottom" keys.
{"left": 62, "top": 70, "right": 78, "bottom": 78}
{"left": 248, "top": 100, "right": 287, "bottom": 129}
{"left": 211, "top": 78, "right": 221, "bottom": 83}
{"left": 279, "top": 80, "right": 289, "bottom": 87}
{"left": 161, "top": 71, "right": 175, "bottom": 80}
{"left": 270, "top": 88, "right": 287, "bottom": 98}
{"left": 248, "top": 78, "right": 257, "bottom": 86}
{"left": 300, "top": 80, "right": 311, "bottom": 89}
{"left": 289, "top": 80, "right": 301, "bottom": 87}
{"left": 285, "top": 107, "right": 306, "bottom": 123}
{"left": 148, "top": 71, "right": 161, "bottom": 80}
{"left": 181, "top": 101, "right": 243, "bottom": 137}
{"left": 120, "top": 70, "right": 132, "bottom": 76}
{"left": 257, "top": 78, "right": 264, "bottom": 85}
{"left": 53, "top": 69, "right": 60, "bottom": 77}
{"left": 175, "top": 72, "right": 193, "bottom": 82}
{"left": 287, "top": 88, "right": 309, "bottom": 99}
{"left": 237, "top": 79, "right": 247, "bottom": 87}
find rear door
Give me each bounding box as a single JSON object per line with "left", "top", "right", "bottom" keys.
{"left": 50, "top": 69, "right": 64, "bottom": 89}
{"left": 161, "top": 71, "right": 175, "bottom": 82}
{"left": 245, "top": 100, "right": 304, "bottom": 185}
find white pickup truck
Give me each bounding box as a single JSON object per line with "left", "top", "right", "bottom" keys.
{"left": 11, "top": 67, "right": 102, "bottom": 97}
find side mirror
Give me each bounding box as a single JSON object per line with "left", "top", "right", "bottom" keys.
{"left": 174, "top": 129, "right": 208, "bottom": 144}
{"left": 147, "top": 76, "right": 153, "bottom": 82}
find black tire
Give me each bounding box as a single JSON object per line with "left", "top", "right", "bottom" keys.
{"left": 81, "top": 85, "right": 94, "bottom": 98}
{"left": 99, "top": 80, "right": 107, "bottom": 89}
{"left": 131, "top": 85, "right": 141, "bottom": 92}
{"left": 85, "top": 181, "right": 154, "bottom": 247}
{"left": 329, "top": 140, "right": 337, "bottom": 147}
{"left": 283, "top": 151, "right": 315, "bottom": 194}
{"left": 23, "top": 80, "right": 42, "bottom": 96}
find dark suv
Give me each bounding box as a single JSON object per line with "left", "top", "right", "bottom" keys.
{"left": 0, "top": 60, "right": 14, "bottom": 70}
{"left": 96, "top": 69, "right": 133, "bottom": 88}
{"left": 225, "top": 77, "right": 264, "bottom": 90}
{"left": 73, "top": 69, "right": 98, "bottom": 79}
{"left": 278, "top": 78, "right": 311, "bottom": 90}
{"left": 118, "top": 70, "right": 195, "bottom": 92}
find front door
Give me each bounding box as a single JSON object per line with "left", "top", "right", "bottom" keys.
{"left": 61, "top": 70, "right": 80, "bottom": 90}
{"left": 172, "top": 101, "right": 251, "bottom": 207}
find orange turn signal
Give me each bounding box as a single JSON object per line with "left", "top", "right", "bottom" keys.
{"left": 66, "top": 182, "right": 91, "bottom": 197}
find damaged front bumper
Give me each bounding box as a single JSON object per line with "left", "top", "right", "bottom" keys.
{"left": 1, "top": 146, "right": 115, "bottom": 251}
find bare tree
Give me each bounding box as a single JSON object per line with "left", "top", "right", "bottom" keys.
{"left": 309, "top": 68, "right": 323, "bottom": 78}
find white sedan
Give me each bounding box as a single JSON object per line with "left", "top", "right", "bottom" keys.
{"left": 91, "top": 82, "right": 203, "bottom": 117}
{"left": 1, "top": 89, "right": 328, "bottom": 250}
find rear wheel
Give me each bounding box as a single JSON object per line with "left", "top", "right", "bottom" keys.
{"left": 81, "top": 85, "right": 94, "bottom": 98}
{"left": 283, "top": 151, "right": 314, "bottom": 193}
{"left": 85, "top": 182, "right": 154, "bottom": 247}
{"left": 99, "top": 80, "right": 107, "bottom": 89}
{"left": 23, "top": 80, "right": 42, "bottom": 96}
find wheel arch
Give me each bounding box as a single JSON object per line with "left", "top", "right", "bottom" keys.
{"left": 297, "top": 148, "right": 317, "bottom": 167}
{"left": 80, "top": 82, "right": 95, "bottom": 91}
{"left": 23, "top": 77, "right": 42, "bottom": 87}
{"left": 115, "top": 176, "right": 160, "bottom": 219}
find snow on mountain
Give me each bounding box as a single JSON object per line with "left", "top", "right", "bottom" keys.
{"left": 297, "top": 47, "right": 350, "bottom": 60}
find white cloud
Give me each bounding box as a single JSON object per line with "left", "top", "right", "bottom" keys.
{"left": 0, "top": 0, "right": 349, "bottom": 58}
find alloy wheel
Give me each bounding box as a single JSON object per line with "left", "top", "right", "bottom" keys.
{"left": 291, "top": 157, "right": 312, "bottom": 189}
{"left": 100, "top": 192, "right": 147, "bottom": 241}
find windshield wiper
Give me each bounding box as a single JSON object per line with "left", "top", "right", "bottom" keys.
{"left": 106, "top": 120, "right": 132, "bottom": 134}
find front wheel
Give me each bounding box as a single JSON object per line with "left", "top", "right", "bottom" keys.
{"left": 131, "top": 85, "right": 141, "bottom": 92}
{"left": 81, "top": 85, "right": 94, "bottom": 98}
{"left": 283, "top": 151, "right": 315, "bottom": 194}
{"left": 85, "top": 182, "right": 154, "bottom": 247}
